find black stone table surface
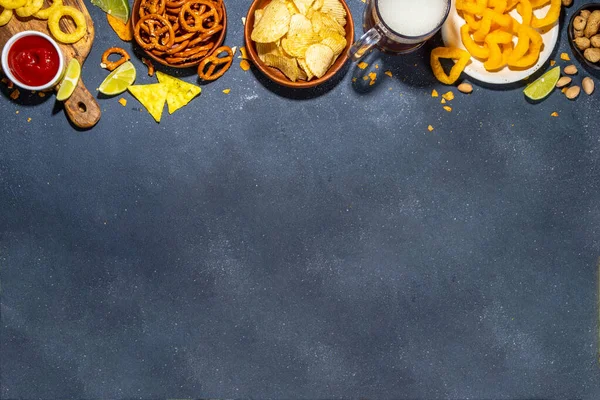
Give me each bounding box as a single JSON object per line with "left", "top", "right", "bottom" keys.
{"left": 2, "top": 0, "right": 600, "bottom": 398}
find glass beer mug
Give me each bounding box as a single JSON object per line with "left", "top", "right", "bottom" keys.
{"left": 349, "top": 0, "right": 451, "bottom": 61}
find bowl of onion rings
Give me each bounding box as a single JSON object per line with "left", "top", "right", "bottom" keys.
{"left": 131, "top": 0, "right": 227, "bottom": 68}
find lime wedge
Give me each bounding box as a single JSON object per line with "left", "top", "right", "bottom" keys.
{"left": 98, "top": 61, "right": 136, "bottom": 96}
{"left": 523, "top": 66, "right": 561, "bottom": 101}
{"left": 56, "top": 58, "right": 81, "bottom": 102}
{"left": 90, "top": 0, "right": 130, "bottom": 22}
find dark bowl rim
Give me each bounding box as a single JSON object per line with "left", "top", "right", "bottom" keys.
{"left": 567, "top": 2, "right": 600, "bottom": 71}
{"left": 131, "top": 0, "right": 227, "bottom": 69}
{"left": 244, "top": 0, "right": 355, "bottom": 89}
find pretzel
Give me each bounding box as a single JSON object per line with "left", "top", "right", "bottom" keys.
{"left": 134, "top": 13, "right": 175, "bottom": 51}
{"left": 179, "top": 0, "right": 219, "bottom": 32}
{"left": 197, "top": 46, "right": 232, "bottom": 80}
{"left": 101, "top": 47, "right": 131, "bottom": 71}
{"left": 134, "top": 0, "right": 225, "bottom": 66}
{"left": 142, "top": 57, "right": 155, "bottom": 76}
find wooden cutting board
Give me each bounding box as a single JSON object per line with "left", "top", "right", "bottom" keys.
{"left": 0, "top": 0, "right": 101, "bottom": 129}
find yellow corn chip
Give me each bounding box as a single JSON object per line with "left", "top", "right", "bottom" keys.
{"left": 263, "top": 53, "right": 302, "bottom": 81}
{"left": 128, "top": 83, "right": 169, "bottom": 123}
{"left": 156, "top": 71, "right": 201, "bottom": 114}
{"left": 305, "top": 43, "right": 334, "bottom": 78}
{"left": 251, "top": 0, "right": 291, "bottom": 43}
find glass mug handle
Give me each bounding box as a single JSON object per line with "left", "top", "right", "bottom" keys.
{"left": 348, "top": 27, "right": 382, "bottom": 62}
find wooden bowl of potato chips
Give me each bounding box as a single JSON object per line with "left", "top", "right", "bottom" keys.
{"left": 244, "top": 0, "right": 354, "bottom": 88}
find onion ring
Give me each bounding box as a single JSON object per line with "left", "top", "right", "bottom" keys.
{"left": 47, "top": 5, "right": 87, "bottom": 44}
{"left": 33, "top": 0, "right": 62, "bottom": 19}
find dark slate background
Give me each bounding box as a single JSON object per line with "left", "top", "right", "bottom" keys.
{"left": 2, "top": 0, "right": 600, "bottom": 398}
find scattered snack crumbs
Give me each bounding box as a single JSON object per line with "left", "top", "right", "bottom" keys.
{"left": 223, "top": 89, "right": 231, "bottom": 94}
{"left": 38, "top": 92, "right": 46, "bottom": 98}
{"left": 369, "top": 80, "right": 376, "bottom": 86}
{"left": 118, "top": 98, "right": 127, "bottom": 106}
{"left": 442, "top": 91, "right": 454, "bottom": 101}
{"left": 142, "top": 57, "right": 155, "bottom": 77}
{"left": 551, "top": 112, "right": 559, "bottom": 117}
{"left": 240, "top": 59, "right": 251, "bottom": 71}
{"left": 1, "top": 77, "right": 7, "bottom": 84}
{"left": 443, "top": 106, "right": 452, "bottom": 112}
{"left": 10, "top": 89, "right": 20, "bottom": 100}
{"left": 550, "top": 60, "right": 556, "bottom": 66}
{"left": 431, "top": 89, "right": 439, "bottom": 97}
{"left": 358, "top": 62, "right": 369, "bottom": 70}
{"left": 15, "top": 110, "right": 19, "bottom": 114}
{"left": 27, "top": 117, "right": 31, "bottom": 122}
{"left": 352, "top": 77, "right": 357, "bottom": 82}
{"left": 428, "top": 125, "right": 434, "bottom": 132}
{"left": 441, "top": 98, "right": 447, "bottom": 104}
{"left": 560, "top": 53, "right": 570, "bottom": 61}
{"left": 8, "top": 80, "right": 14, "bottom": 89}
{"left": 385, "top": 71, "right": 392, "bottom": 77}
{"left": 239, "top": 46, "right": 248, "bottom": 59}
{"left": 242, "top": 16, "right": 246, "bottom": 25}
{"left": 368, "top": 72, "right": 377, "bottom": 81}
{"left": 363, "top": 76, "right": 369, "bottom": 81}
{"left": 375, "top": 64, "right": 379, "bottom": 69}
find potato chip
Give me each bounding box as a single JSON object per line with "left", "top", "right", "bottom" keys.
{"left": 310, "top": 10, "right": 345, "bottom": 36}
{"left": 305, "top": 43, "right": 334, "bottom": 78}
{"left": 311, "top": 0, "right": 323, "bottom": 11}
{"left": 257, "top": 41, "right": 281, "bottom": 61}
{"left": 293, "top": 0, "right": 313, "bottom": 15}
{"left": 297, "top": 58, "right": 314, "bottom": 80}
{"left": 320, "top": 0, "right": 346, "bottom": 27}
{"left": 128, "top": 83, "right": 169, "bottom": 123}
{"left": 156, "top": 71, "right": 201, "bottom": 114}
{"left": 254, "top": 9, "right": 264, "bottom": 27}
{"left": 288, "top": 13, "right": 312, "bottom": 36}
{"left": 263, "top": 53, "right": 302, "bottom": 81}
{"left": 251, "top": 0, "right": 291, "bottom": 43}
{"left": 281, "top": 31, "right": 320, "bottom": 57}
{"left": 320, "top": 31, "right": 346, "bottom": 56}
{"left": 285, "top": 0, "right": 299, "bottom": 15}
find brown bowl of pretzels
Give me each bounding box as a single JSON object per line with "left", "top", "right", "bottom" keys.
{"left": 131, "top": 0, "right": 227, "bottom": 68}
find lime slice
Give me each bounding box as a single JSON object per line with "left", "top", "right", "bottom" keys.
{"left": 56, "top": 58, "right": 81, "bottom": 102}
{"left": 90, "top": 0, "right": 130, "bottom": 22}
{"left": 98, "top": 61, "right": 136, "bottom": 96}
{"left": 523, "top": 66, "right": 561, "bottom": 101}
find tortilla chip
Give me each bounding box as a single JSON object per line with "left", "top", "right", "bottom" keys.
{"left": 156, "top": 71, "right": 201, "bottom": 114}
{"left": 107, "top": 14, "right": 133, "bottom": 42}
{"left": 128, "top": 83, "right": 168, "bottom": 122}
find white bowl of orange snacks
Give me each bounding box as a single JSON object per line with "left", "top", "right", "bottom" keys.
{"left": 244, "top": 0, "right": 354, "bottom": 88}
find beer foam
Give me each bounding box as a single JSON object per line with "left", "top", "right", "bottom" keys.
{"left": 378, "top": 0, "right": 448, "bottom": 37}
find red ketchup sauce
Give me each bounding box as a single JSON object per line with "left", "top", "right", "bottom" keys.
{"left": 8, "top": 35, "right": 60, "bottom": 87}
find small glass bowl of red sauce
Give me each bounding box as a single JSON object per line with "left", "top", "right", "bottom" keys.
{"left": 1, "top": 30, "right": 65, "bottom": 91}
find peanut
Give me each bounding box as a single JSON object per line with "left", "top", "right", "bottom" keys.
{"left": 574, "top": 37, "right": 591, "bottom": 50}
{"left": 581, "top": 10, "right": 592, "bottom": 20}
{"left": 584, "top": 10, "right": 600, "bottom": 38}
{"left": 582, "top": 77, "right": 595, "bottom": 95}
{"left": 457, "top": 82, "right": 473, "bottom": 94}
{"left": 574, "top": 29, "right": 584, "bottom": 38}
{"left": 573, "top": 15, "right": 587, "bottom": 31}
{"left": 556, "top": 76, "right": 572, "bottom": 88}
{"left": 565, "top": 85, "right": 580, "bottom": 100}
{"left": 584, "top": 47, "right": 600, "bottom": 63}
{"left": 591, "top": 34, "right": 600, "bottom": 48}
{"left": 563, "top": 64, "right": 578, "bottom": 75}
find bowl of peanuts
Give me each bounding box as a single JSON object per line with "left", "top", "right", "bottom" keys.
{"left": 568, "top": 3, "right": 600, "bottom": 71}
